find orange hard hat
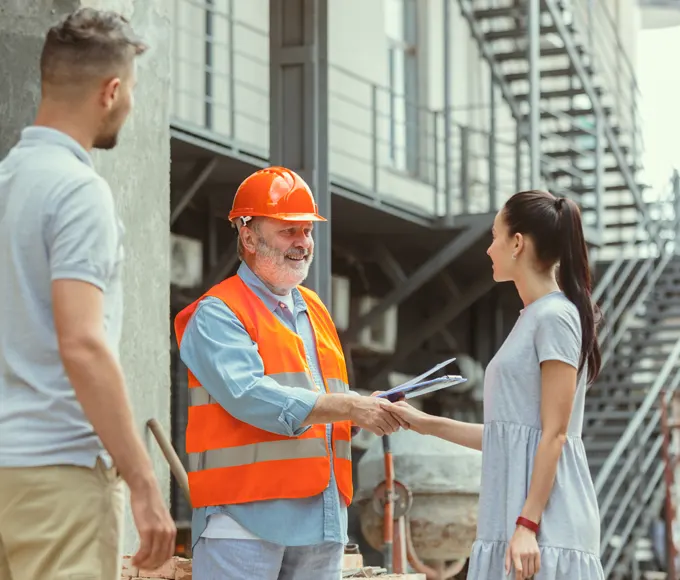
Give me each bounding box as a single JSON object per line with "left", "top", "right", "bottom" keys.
{"left": 229, "top": 166, "right": 326, "bottom": 223}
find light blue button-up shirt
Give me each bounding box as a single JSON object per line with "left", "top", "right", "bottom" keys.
{"left": 179, "top": 262, "right": 349, "bottom": 548}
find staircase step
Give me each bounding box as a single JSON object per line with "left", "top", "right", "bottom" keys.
{"left": 495, "top": 46, "right": 572, "bottom": 62}
{"left": 485, "top": 25, "right": 562, "bottom": 42}
{"left": 504, "top": 66, "right": 589, "bottom": 83}
{"left": 515, "top": 87, "right": 602, "bottom": 101}
{"left": 472, "top": 6, "right": 524, "bottom": 20}
{"left": 550, "top": 165, "right": 638, "bottom": 179}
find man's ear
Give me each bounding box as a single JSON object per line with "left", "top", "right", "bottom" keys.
{"left": 240, "top": 225, "right": 258, "bottom": 254}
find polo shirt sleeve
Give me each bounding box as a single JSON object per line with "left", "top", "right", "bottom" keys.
{"left": 45, "top": 177, "right": 120, "bottom": 291}
{"left": 179, "top": 296, "right": 321, "bottom": 437}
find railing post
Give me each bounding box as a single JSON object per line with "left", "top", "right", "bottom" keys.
{"left": 594, "top": 110, "right": 605, "bottom": 241}
{"left": 489, "top": 73, "right": 497, "bottom": 212}
{"left": 673, "top": 169, "right": 680, "bottom": 242}
{"left": 433, "top": 110, "right": 440, "bottom": 214}
{"left": 527, "top": 0, "right": 541, "bottom": 189}
{"left": 371, "top": 84, "right": 379, "bottom": 195}
{"left": 228, "top": 0, "right": 236, "bottom": 140}
{"left": 443, "top": 0, "right": 452, "bottom": 222}
{"left": 631, "top": 78, "right": 637, "bottom": 178}
{"left": 460, "top": 125, "right": 469, "bottom": 214}
{"left": 515, "top": 122, "right": 522, "bottom": 193}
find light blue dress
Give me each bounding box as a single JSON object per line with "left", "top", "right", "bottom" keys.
{"left": 466, "top": 292, "right": 605, "bottom": 579}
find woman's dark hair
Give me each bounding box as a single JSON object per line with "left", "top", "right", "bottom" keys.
{"left": 503, "top": 190, "right": 601, "bottom": 383}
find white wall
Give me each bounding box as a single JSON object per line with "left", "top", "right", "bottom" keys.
{"left": 170, "top": 0, "right": 641, "bottom": 220}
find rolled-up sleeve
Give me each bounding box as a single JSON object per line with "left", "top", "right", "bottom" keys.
{"left": 179, "top": 297, "right": 320, "bottom": 436}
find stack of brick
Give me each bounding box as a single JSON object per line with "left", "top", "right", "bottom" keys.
{"left": 120, "top": 555, "right": 427, "bottom": 579}
{"left": 121, "top": 556, "right": 192, "bottom": 580}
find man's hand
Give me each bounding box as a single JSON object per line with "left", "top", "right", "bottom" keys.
{"left": 349, "top": 396, "right": 409, "bottom": 436}
{"left": 129, "top": 479, "right": 177, "bottom": 570}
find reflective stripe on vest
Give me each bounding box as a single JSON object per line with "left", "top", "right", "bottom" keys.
{"left": 189, "top": 435, "right": 352, "bottom": 472}
{"left": 189, "top": 375, "right": 349, "bottom": 407}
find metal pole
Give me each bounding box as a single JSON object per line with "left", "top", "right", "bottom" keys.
{"left": 661, "top": 391, "right": 677, "bottom": 580}
{"left": 460, "top": 125, "right": 470, "bottom": 214}
{"left": 594, "top": 111, "right": 605, "bottom": 240}
{"left": 382, "top": 435, "right": 394, "bottom": 573}
{"left": 433, "top": 110, "right": 440, "bottom": 213}
{"left": 515, "top": 123, "right": 522, "bottom": 192}
{"left": 443, "top": 0, "right": 452, "bottom": 221}
{"left": 489, "top": 71, "right": 497, "bottom": 211}
{"left": 228, "top": 0, "right": 236, "bottom": 140}
{"left": 372, "top": 84, "right": 379, "bottom": 195}
{"left": 528, "top": 0, "right": 541, "bottom": 189}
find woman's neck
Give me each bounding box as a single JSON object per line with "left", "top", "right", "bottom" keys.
{"left": 514, "top": 270, "right": 560, "bottom": 308}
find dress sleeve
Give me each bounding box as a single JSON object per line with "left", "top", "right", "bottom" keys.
{"left": 534, "top": 303, "right": 582, "bottom": 369}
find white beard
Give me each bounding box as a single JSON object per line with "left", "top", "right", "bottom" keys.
{"left": 255, "top": 237, "right": 313, "bottom": 292}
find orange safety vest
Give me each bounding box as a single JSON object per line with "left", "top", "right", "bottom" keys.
{"left": 174, "top": 275, "right": 354, "bottom": 509}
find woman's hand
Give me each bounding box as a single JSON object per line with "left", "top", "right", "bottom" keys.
{"left": 505, "top": 525, "right": 541, "bottom": 579}
{"left": 388, "top": 401, "right": 431, "bottom": 434}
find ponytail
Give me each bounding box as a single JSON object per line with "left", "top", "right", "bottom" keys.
{"left": 557, "top": 198, "right": 602, "bottom": 383}
{"left": 503, "top": 190, "right": 602, "bottom": 384}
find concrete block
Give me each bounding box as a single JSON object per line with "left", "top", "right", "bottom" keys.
{"left": 138, "top": 557, "right": 176, "bottom": 579}
{"left": 121, "top": 555, "right": 139, "bottom": 577}
{"left": 342, "top": 553, "right": 364, "bottom": 569}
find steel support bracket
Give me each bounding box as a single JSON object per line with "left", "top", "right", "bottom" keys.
{"left": 342, "top": 218, "right": 492, "bottom": 344}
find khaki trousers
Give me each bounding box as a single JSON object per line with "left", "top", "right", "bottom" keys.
{"left": 0, "top": 459, "right": 124, "bottom": 580}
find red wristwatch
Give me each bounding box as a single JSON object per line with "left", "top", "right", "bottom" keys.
{"left": 516, "top": 516, "right": 540, "bottom": 534}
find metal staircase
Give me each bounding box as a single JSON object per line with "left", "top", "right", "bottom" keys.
{"left": 459, "top": 1, "right": 680, "bottom": 574}
{"left": 457, "top": 0, "right": 649, "bottom": 248}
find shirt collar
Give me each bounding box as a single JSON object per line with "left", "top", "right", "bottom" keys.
{"left": 19, "top": 127, "right": 93, "bottom": 167}
{"left": 237, "top": 262, "right": 307, "bottom": 313}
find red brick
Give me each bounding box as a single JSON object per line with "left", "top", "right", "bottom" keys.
{"left": 137, "top": 557, "right": 177, "bottom": 579}
{"left": 174, "top": 558, "right": 192, "bottom": 580}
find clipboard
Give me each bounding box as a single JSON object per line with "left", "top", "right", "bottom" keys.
{"left": 375, "top": 357, "right": 468, "bottom": 402}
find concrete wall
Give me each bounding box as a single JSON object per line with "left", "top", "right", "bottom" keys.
{"left": 0, "top": 0, "right": 172, "bottom": 555}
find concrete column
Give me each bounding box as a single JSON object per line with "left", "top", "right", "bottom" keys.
{"left": 0, "top": 0, "right": 172, "bottom": 555}
{"left": 269, "top": 0, "right": 331, "bottom": 306}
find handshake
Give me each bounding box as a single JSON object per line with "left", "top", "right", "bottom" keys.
{"left": 347, "top": 393, "right": 421, "bottom": 437}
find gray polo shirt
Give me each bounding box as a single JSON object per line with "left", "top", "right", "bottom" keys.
{"left": 0, "top": 127, "right": 124, "bottom": 468}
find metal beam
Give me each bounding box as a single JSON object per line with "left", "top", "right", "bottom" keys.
{"left": 528, "top": 0, "right": 541, "bottom": 188}
{"left": 372, "top": 243, "right": 407, "bottom": 285}
{"left": 342, "top": 218, "right": 492, "bottom": 343}
{"left": 270, "top": 0, "right": 331, "bottom": 306}
{"left": 373, "top": 244, "right": 461, "bottom": 351}
{"left": 368, "top": 276, "right": 495, "bottom": 390}
{"left": 542, "top": 0, "right": 652, "bottom": 234}
{"left": 205, "top": 241, "right": 239, "bottom": 287}
{"left": 170, "top": 158, "right": 218, "bottom": 225}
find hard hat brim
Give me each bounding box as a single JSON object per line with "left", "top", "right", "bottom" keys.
{"left": 229, "top": 211, "right": 327, "bottom": 222}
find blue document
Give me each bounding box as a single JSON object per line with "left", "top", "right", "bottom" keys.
{"left": 376, "top": 357, "right": 468, "bottom": 402}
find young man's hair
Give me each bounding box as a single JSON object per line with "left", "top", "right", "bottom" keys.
{"left": 40, "top": 8, "right": 148, "bottom": 92}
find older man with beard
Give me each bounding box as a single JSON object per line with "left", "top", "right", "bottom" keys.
{"left": 174, "top": 166, "right": 406, "bottom": 580}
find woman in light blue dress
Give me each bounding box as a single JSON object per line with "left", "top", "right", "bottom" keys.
{"left": 392, "top": 190, "right": 605, "bottom": 579}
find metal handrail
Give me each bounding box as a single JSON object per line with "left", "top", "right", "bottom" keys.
{"left": 595, "top": 335, "right": 680, "bottom": 494}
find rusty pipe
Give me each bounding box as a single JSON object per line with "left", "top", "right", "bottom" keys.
{"left": 146, "top": 418, "right": 191, "bottom": 506}
{"left": 382, "top": 435, "right": 395, "bottom": 573}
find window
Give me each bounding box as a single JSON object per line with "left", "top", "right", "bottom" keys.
{"left": 385, "top": 0, "right": 419, "bottom": 175}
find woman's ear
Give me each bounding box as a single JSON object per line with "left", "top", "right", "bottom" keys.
{"left": 513, "top": 232, "right": 525, "bottom": 258}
